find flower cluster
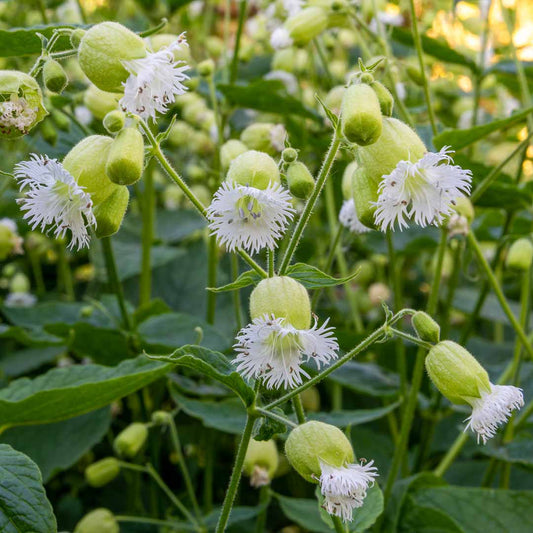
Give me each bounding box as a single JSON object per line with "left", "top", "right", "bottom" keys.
{"left": 0, "top": 98, "right": 37, "bottom": 136}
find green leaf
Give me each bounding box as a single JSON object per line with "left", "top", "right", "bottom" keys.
{"left": 309, "top": 402, "right": 401, "bottom": 427}
{"left": 148, "top": 345, "right": 254, "bottom": 405}
{"left": 0, "top": 345, "right": 65, "bottom": 378}
{"left": 170, "top": 391, "right": 246, "bottom": 434}
{"left": 0, "top": 444, "right": 56, "bottom": 533}
{"left": 254, "top": 408, "right": 287, "bottom": 440}
{"left": 391, "top": 27, "right": 478, "bottom": 72}
{"left": 207, "top": 270, "right": 262, "bottom": 293}
{"left": 349, "top": 484, "right": 384, "bottom": 532}
{"left": 481, "top": 439, "right": 533, "bottom": 467}
{"left": 218, "top": 80, "right": 321, "bottom": 120}
{"left": 433, "top": 107, "right": 533, "bottom": 151}
{"left": 285, "top": 263, "right": 360, "bottom": 289}
{"left": 1, "top": 408, "right": 111, "bottom": 482}
{"left": 0, "top": 355, "right": 170, "bottom": 430}
{"left": 0, "top": 24, "right": 78, "bottom": 58}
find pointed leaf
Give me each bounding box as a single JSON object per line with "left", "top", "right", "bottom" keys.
{"left": 207, "top": 270, "right": 262, "bottom": 293}
{"left": 285, "top": 263, "right": 360, "bottom": 289}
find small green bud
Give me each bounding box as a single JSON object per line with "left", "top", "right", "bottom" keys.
{"left": 70, "top": 29, "right": 86, "bottom": 48}
{"left": 78, "top": 22, "right": 147, "bottom": 92}
{"left": 240, "top": 123, "right": 286, "bottom": 155}
{"left": 250, "top": 276, "right": 311, "bottom": 329}
{"left": 360, "top": 72, "right": 374, "bottom": 84}
{"left": 80, "top": 305, "right": 94, "bottom": 317}
{"left": 74, "top": 509, "right": 118, "bottom": 533}
{"left": 281, "top": 147, "right": 298, "bottom": 163}
{"left": 341, "top": 83, "right": 383, "bottom": 146}
{"left": 167, "top": 121, "right": 195, "bottom": 147}
{"left": 206, "top": 35, "right": 224, "bottom": 58}
{"left": 106, "top": 127, "right": 144, "bottom": 186}
{"left": 40, "top": 119, "right": 58, "bottom": 145}
{"left": 151, "top": 410, "right": 173, "bottom": 425}
{"left": 93, "top": 186, "right": 130, "bottom": 238}
{"left": 412, "top": 311, "right": 440, "bottom": 344}
{"left": 506, "top": 238, "right": 533, "bottom": 271}
{"left": 85, "top": 458, "right": 120, "bottom": 487}
{"left": 197, "top": 58, "right": 215, "bottom": 77}
{"left": 370, "top": 80, "right": 394, "bottom": 117}
{"left": 285, "top": 161, "right": 315, "bottom": 199}
{"left": 425, "top": 341, "right": 491, "bottom": 405}
{"left": 285, "top": 421, "right": 354, "bottom": 482}
{"left": 10, "top": 272, "right": 30, "bottom": 293}
{"left": 243, "top": 439, "right": 279, "bottom": 487}
{"left": 354, "top": 259, "right": 375, "bottom": 286}
{"left": 220, "top": 139, "right": 248, "bottom": 170}
{"left": 83, "top": 85, "right": 121, "bottom": 120}
{"left": 226, "top": 150, "right": 281, "bottom": 189}
{"left": 113, "top": 422, "right": 148, "bottom": 458}
{"left": 285, "top": 7, "right": 329, "bottom": 46}
{"left": 102, "top": 110, "right": 125, "bottom": 134}
{"left": 300, "top": 386, "right": 321, "bottom": 412}
{"left": 43, "top": 59, "right": 68, "bottom": 93}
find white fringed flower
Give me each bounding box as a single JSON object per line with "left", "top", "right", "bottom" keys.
{"left": 14, "top": 155, "right": 96, "bottom": 250}
{"left": 374, "top": 147, "right": 472, "bottom": 231}
{"left": 0, "top": 98, "right": 37, "bottom": 135}
{"left": 120, "top": 33, "right": 190, "bottom": 120}
{"left": 339, "top": 199, "right": 371, "bottom": 234}
{"left": 270, "top": 27, "right": 293, "bottom": 50}
{"left": 233, "top": 314, "right": 339, "bottom": 389}
{"left": 206, "top": 181, "right": 295, "bottom": 255}
{"left": 319, "top": 460, "right": 379, "bottom": 522}
{"left": 464, "top": 383, "right": 524, "bottom": 444}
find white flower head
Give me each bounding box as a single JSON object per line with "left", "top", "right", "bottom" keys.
{"left": 339, "top": 199, "right": 371, "bottom": 234}
{"left": 233, "top": 314, "right": 338, "bottom": 389}
{"left": 13, "top": 154, "right": 96, "bottom": 250}
{"left": 206, "top": 181, "right": 295, "bottom": 255}
{"left": 120, "top": 33, "right": 190, "bottom": 120}
{"left": 4, "top": 292, "right": 37, "bottom": 308}
{"left": 374, "top": 147, "right": 472, "bottom": 231}
{"left": 464, "top": 383, "right": 524, "bottom": 444}
{"left": 319, "top": 460, "right": 378, "bottom": 522}
{"left": 270, "top": 27, "right": 293, "bottom": 50}
{"left": 0, "top": 97, "right": 37, "bottom": 135}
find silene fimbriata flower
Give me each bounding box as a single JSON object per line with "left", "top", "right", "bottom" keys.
{"left": 374, "top": 146, "right": 472, "bottom": 231}
{"left": 120, "top": 33, "right": 190, "bottom": 120}
{"left": 339, "top": 199, "right": 371, "bottom": 234}
{"left": 14, "top": 154, "right": 96, "bottom": 250}
{"left": 0, "top": 97, "right": 37, "bottom": 135}
{"left": 206, "top": 181, "right": 295, "bottom": 255}
{"left": 318, "top": 459, "right": 378, "bottom": 522}
{"left": 464, "top": 383, "right": 524, "bottom": 444}
{"left": 233, "top": 314, "right": 339, "bottom": 389}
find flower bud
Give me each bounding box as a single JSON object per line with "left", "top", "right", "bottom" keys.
{"left": 85, "top": 458, "right": 120, "bottom": 487}
{"left": 506, "top": 238, "right": 533, "bottom": 271}
{"left": 197, "top": 58, "right": 215, "bottom": 78}
{"left": 226, "top": 150, "right": 281, "bottom": 189}
{"left": 83, "top": 85, "right": 121, "bottom": 120}
{"left": 151, "top": 410, "right": 173, "bottom": 425}
{"left": 250, "top": 276, "right": 311, "bottom": 329}
{"left": 301, "top": 386, "right": 321, "bottom": 412}
{"left": 285, "top": 7, "right": 328, "bottom": 46}
{"left": 243, "top": 439, "right": 279, "bottom": 487}
{"left": 412, "top": 311, "right": 440, "bottom": 344}
{"left": 354, "top": 259, "right": 375, "bottom": 286}
{"left": 206, "top": 35, "right": 224, "bottom": 58}
{"left": 10, "top": 272, "right": 30, "bottom": 293}
{"left": 0, "top": 70, "right": 47, "bottom": 138}
{"left": 425, "top": 341, "right": 491, "bottom": 405}
{"left": 241, "top": 123, "right": 286, "bottom": 155}
{"left": 42, "top": 59, "right": 68, "bottom": 93}
{"left": 78, "top": 22, "right": 147, "bottom": 92}
{"left": 285, "top": 161, "right": 315, "bottom": 199}
{"left": 285, "top": 421, "right": 354, "bottom": 482}
{"left": 106, "top": 127, "right": 144, "bottom": 185}
{"left": 370, "top": 80, "right": 394, "bottom": 117}
{"left": 74, "top": 509, "right": 119, "bottom": 533}
{"left": 113, "top": 422, "right": 148, "bottom": 458}
{"left": 70, "top": 29, "right": 86, "bottom": 48}
{"left": 93, "top": 186, "right": 130, "bottom": 238}
{"left": 102, "top": 110, "right": 125, "bottom": 134}
{"left": 220, "top": 139, "right": 248, "bottom": 170}
{"left": 341, "top": 83, "right": 383, "bottom": 146}
{"left": 281, "top": 147, "right": 298, "bottom": 163}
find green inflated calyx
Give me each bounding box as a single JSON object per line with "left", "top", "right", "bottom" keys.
{"left": 93, "top": 187, "right": 130, "bottom": 238}
{"left": 226, "top": 150, "right": 280, "bottom": 189}
{"left": 370, "top": 80, "right": 394, "bottom": 116}
{"left": 106, "top": 127, "right": 145, "bottom": 185}
{"left": 243, "top": 439, "right": 279, "bottom": 486}
{"left": 425, "top": 341, "right": 491, "bottom": 406}
{"left": 506, "top": 238, "right": 533, "bottom": 271}
{"left": 285, "top": 421, "right": 354, "bottom": 483}
{"left": 286, "top": 161, "right": 315, "bottom": 199}
{"left": 412, "top": 311, "right": 440, "bottom": 344}
{"left": 285, "top": 7, "right": 328, "bottom": 45}
{"left": 78, "top": 22, "right": 147, "bottom": 92}
{"left": 250, "top": 276, "right": 311, "bottom": 330}
{"left": 341, "top": 82, "right": 383, "bottom": 146}
{"left": 74, "top": 509, "right": 118, "bottom": 533}
{"left": 220, "top": 139, "right": 248, "bottom": 170}
{"left": 43, "top": 59, "right": 68, "bottom": 94}
{"left": 113, "top": 422, "right": 148, "bottom": 458}
{"left": 85, "top": 457, "right": 120, "bottom": 488}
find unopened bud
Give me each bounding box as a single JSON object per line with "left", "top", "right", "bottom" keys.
{"left": 285, "top": 161, "right": 315, "bottom": 199}
{"left": 250, "top": 276, "right": 311, "bottom": 329}
{"left": 226, "top": 150, "right": 280, "bottom": 189}
{"left": 74, "top": 509, "right": 118, "bottom": 533}
{"left": 243, "top": 440, "right": 279, "bottom": 487}
{"left": 103, "top": 110, "right": 125, "bottom": 134}
{"left": 106, "top": 127, "right": 144, "bottom": 186}
{"left": 341, "top": 161, "right": 357, "bottom": 200}
{"left": 506, "top": 238, "right": 533, "bottom": 271}
{"left": 43, "top": 59, "right": 68, "bottom": 93}
{"left": 220, "top": 139, "right": 248, "bottom": 170}
{"left": 85, "top": 458, "right": 120, "bottom": 487}
{"left": 93, "top": 186, "right": 130, "bottom": 238}
{"left": 370, "top": 80, "right": 394, "bottom": 117}
{"left": 197, "top": 58, "right": 215, "bottom": 77}
{"left": 241, "top": 123, "right": 286, "bottom": 155}
{"left": 412, "top": 311, "right": 440, "bottom": 344}
{"left": 285, "top": 7, "right": 328, "bottom": 46}
{"left": 151, "top": 410, "right": 173, "bottom": 425}
{"left": 281, "top": 147, "right": 298, "bottom": 163}
{"left": 84, "top": 85, "right": 121, "bottom": 120}
{"left": 10, "top": 272, "right": 30, "bottom": 293}
{"left": 113, "top": 422, "right": 148, "bottom": 458}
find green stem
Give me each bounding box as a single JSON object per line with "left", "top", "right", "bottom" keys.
{"left": 255, "top": 486, "right": 271, "bottom": 533}
{"left": 433, "top": 432, "right": 469, "bottom": 477}
{"left": 388, "top": 328, "right": 433, "bottom": 351}
{"left": 467, "top": 231, "right": 533, "bottom": 360}
{"left": 230, "top": 0, "right": 247, "bottom": 84}
{"left": 215, "top": 414, "right": 257, "bottom": 533}
{"left": 230, "top": 255, "right": 243, "bottom": 330}
{"left": 27, "top": 247, "right": 45, "bottom": 296}
{"left": 256, "top": 407, "right": 297, "bottom": 428}
{"left": 139, "top": 165, "right": 154, "bottom": 307}
{"left": 101, "top": 237, "right": 133, "bottom": 331}
{"left": 407, "top": 0, "right": 438, "bottom": 135}
{"left": 57, "top": 241, "right": 74, "bottom": 301}
{"left": 168, "top": 417, "right": 203, "bottom": 521}
{"left": 332, "top": 515, "right": 347, "bottom": 533}
{"left": 279, "top": 131, "right": 342, "bottom": 274}
{"left": 206, "top": 235, "right": 218, "bottom": 324}
{"left": 292, "top": 394, "right": 307, "bottom": 424}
